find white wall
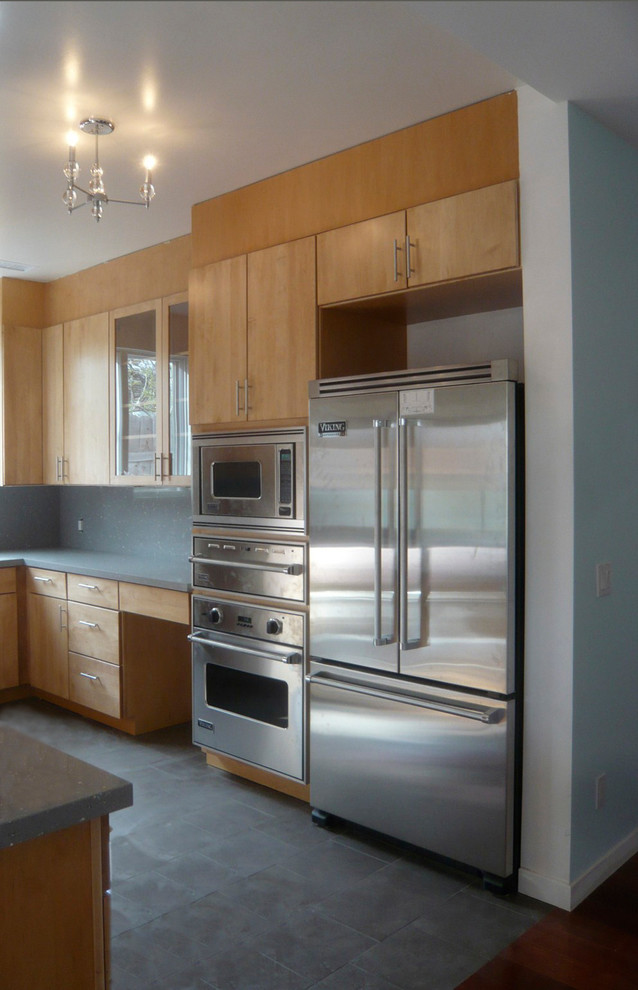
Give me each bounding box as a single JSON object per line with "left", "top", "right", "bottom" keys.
{"left": 407, "top": 308, "right": 524, "bottom": 372}
{"left": 516, "top": 86, "right": 576, "bottom": 908}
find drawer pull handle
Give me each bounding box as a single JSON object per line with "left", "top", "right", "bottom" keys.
{"left": 78, "top": 583, "right": 99, "bottom": 590}
{"left": 78, "top": 620, "right": 99, "bottom": 629}
{"left": 79, "top": 672, "right": 99, "bottom": 681}
{"left": 33, "top": 576, "right": 52, "bottom": 583}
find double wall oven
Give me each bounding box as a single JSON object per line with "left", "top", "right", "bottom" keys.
{"left": 190, "top": 428, "right": 308, "bottom": 784}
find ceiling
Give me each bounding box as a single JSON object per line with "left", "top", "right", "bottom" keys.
{"left": 1, "top": 1, "right": 637, "bottom": 283}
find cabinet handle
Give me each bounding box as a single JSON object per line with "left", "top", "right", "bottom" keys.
{"left": 154, "top": 453, "right": 162, "bottom": 482}
{"left": 78, "top": 583, "right": 99, "bottom": 590}
{"left": 405, "top": 234, "right": 415, "bottom": 280}
{"left": 56, "top": 456, "right": 63, "bottom": 482}
{"left": 245, "top": 378, "right": 251, "bottom": 412}
{"left": 59, "top": 606, "right": 67, "bottom": 631}
{"left": 393, "top": 239, "right": 400, "bottom": 282}
{"left": 78, "top": 620, "right": 99, "bottom": 629}
{"left": 33, "top": 576, "right": 52, "bottom": 583}
{"left": 235, "top": 379, "right": 244, "bottom": 415}
{"left": 62, "top": 458, "right": 69, "bottom": 482}
{"left": 79, "top": 672, "right": 99, "bottom": 681}
{"left": 161, "top": 452, "right": 171, "bottom": 479}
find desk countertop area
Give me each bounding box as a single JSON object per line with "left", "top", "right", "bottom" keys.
{"left": 0, "top": 725, "right": 132, "bottom": 850}
{"left": 0, "top": 548, "right": 190, "bottom": 593}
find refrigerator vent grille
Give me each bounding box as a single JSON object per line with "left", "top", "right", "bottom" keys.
{"left": 311, "top": 360, "right": 517, "bottom": 397}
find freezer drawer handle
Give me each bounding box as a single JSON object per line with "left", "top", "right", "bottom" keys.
{"left": 189, "top": 555, "right": 302, "bottom": 576}
{"left": 188, "top": 633, "right": 301, "bottom": 665}
{"left": 398, "top": 417, "right": 420, "bottom": 650}
{"left": 306, "top": 674, "right": 502, "bottom": 724}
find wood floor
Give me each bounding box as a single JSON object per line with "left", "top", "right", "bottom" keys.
{"left": 458, "top": 854, "right": 638, "bottom": 989}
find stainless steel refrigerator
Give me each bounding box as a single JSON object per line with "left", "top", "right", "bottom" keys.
{"left": 307, "top": 361, "right": 522, "bottom": 890}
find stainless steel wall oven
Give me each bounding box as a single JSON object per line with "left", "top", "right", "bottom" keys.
{"left": 190, "top": 597, "right": 306, "bottom": 781}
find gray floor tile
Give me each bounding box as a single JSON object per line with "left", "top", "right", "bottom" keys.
{"left": 0, "top": 700, "right": 547, "bottom": 990}
{"left": 413, "top": 886, "right": 537, "bottom": 961}
{"left": 246, "top": 908, "right": 376, "bottom": 983}
{"left": 314, "top": 868, "right": 450, "bottom": 940}
{"left": 282, "top": 839, "right": 389, "bottom": 895}
{"left": 155, "top": 894, "right": 273, "bottom": 951}
{"left": 354, "top": 921, "right": 486, "bottom": 990}
{"left": 195, "top": 943, "right": 310, "bottom": 990}
{"left": 310, "top": 964, "right": 404, "bottom": 989}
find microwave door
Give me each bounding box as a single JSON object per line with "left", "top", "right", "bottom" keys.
{"left": 201, "top": 444, "right": 277, "bottom": 521}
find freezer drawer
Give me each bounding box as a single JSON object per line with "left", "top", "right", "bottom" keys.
{"left": 308, "top": 665, "right": 516, "bottom": 879}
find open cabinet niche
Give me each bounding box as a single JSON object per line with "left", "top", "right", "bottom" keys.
{"left": 407, "top": 307, "right": 525, "bottom": 377}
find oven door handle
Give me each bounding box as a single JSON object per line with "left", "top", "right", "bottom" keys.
{"left": 189, "top": 555, "right": 302, "bottom": 576}
{"left": 188, "top": 633, "right": 302, "bottom": 664}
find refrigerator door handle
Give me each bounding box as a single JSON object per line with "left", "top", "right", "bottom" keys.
{"left": 398, "top": 417, "right": 420, "bottom": 650}
{"left": 373, "top": 419, "right": 393, "bottom": 646}
{"left": 306, "top": 673, "right": 503, "bottom": 724}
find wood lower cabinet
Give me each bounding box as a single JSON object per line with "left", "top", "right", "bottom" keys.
{"left": 0, "top": 817, "right": 110, "bottom": 990}
{"left": 317, "top": 180, "right": 519, "bottom": 306}
{"left": 0, "top": 569, "right": 19, "bottom": 689}
{"left": 27, "top": 591, "right": 69, "bottom": 699}
{"left": 189, "top": 237, "right": 316, "bottom": 428}
{"left": 24, "top": 567, "right": 190, "bottom": 734}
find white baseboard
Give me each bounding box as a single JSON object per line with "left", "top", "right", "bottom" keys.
{"left": 518, "top": 827, "right": 638, "bottom": 910}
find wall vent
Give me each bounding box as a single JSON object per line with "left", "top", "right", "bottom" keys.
{"left": 0, "top": 259, "right": 33, "bottom": 273}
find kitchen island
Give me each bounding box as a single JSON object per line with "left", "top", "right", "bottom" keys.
{"left": 0, "top": 724, "right": 132, "bottom": 989}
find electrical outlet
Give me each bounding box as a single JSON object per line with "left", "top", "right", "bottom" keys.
{"left": 595, "top": 773, "right": 607, "bottom": 810}
{"left": 77, "top": 518, "right": 84, "bottom": 533}
{"left": 596, "top": 562, "right": 612, "bottom": 597}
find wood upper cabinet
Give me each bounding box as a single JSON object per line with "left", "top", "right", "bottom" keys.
{"left": 317, "top": 181, "right": 519, "bottom": 306}
{"left": 61, "top": 313, "right": 110, "bottom": 485}
{"left": 406, "top": 180, "right": 519, "bottom": 285}
{"left": 317, "top": 212, "right": 407, "bottom": 304}
{"left": 247, "top": 236, "right": 317, "bottom": 422}
{"left": 42, "top": 324, "right": 64, "bottom": 484}
{"left": 189, "top": 237, "right": 316, "bottom": 428}
{"left": 189, "top": 255, "right": 247, "bottom": 427}
{"left": 1, "top": 325, "right": 42, "bottom": 485}
{"left": 110, "top": 294, "right": 190, "bottom": 484}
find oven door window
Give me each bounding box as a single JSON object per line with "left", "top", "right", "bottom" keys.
{"left": 205, "top": 663, "right": 288, "bottom": 727}
{"left": 211, "top": 460, "right": 261, "bottom": 500}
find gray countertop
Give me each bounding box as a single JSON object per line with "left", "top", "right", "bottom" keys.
{"left": 0, "top": 548, "right": 190, "bottom": 592}
{"left": 0, "top": 725, "right": 133, "bottom": 850}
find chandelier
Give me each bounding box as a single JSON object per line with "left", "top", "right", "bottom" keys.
{"left": 63, "top": 117, "right": 156, "bottom": 222}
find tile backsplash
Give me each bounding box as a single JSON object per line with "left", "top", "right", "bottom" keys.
{"left": 0, "top": 485, "right": 191, "bottom": 558}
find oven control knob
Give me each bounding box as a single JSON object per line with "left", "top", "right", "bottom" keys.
{"left": 266, "top": 618, "right": 283, "bottom": 636}
{"left": 208, "top": 607, "right": 224, "bottom": 625}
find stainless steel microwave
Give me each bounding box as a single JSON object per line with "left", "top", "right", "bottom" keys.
{"left": 192, "top": 428, "right": 306, "bottom": 532}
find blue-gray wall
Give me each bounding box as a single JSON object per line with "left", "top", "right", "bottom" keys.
{"left": 0, "top": 485, "right": 191, "bottom": 558}
{"left": 569, "top": 105, "right": 638, "bottom": 877}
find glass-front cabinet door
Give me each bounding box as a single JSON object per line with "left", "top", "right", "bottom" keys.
{"left": 163, "top": 293, "right": 191, "bottom": 483}
{"left": 110, "top": 293, "right": 190, "bottom": 485}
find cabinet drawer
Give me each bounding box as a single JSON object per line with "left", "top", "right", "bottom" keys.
{"left": 119, "top": 583, "right": 189, "bottom": 625}
{"left": 0, "top": 567, "right": 16, "bottom": 594}
{"left": 26, "top": 567, "right": 67, "bottom": 598}
{"left": 69, "top": 653, "right": 121, "bottom": 718}
{"left": 67, "top": 602, "right": 120, "bottom": 664}
{"left": 67, "top": 573, "right": 119, "bottom": 609}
